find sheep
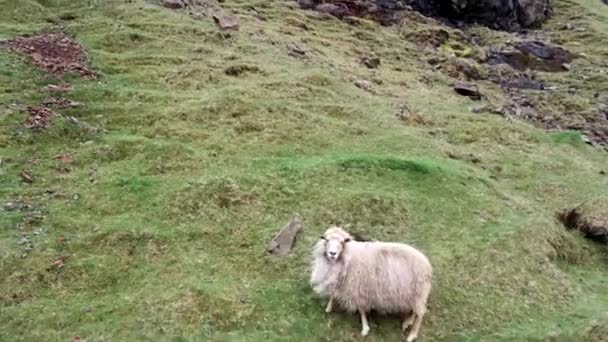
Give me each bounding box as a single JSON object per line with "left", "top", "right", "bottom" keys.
{"left": 310, "top": 226, "right": 432, "bottom": 341}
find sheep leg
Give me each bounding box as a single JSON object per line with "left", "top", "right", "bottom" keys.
{"left": 325, "top": 297, "right": 333, "bottom": 313}
{"left": 359, "top": 309, "right": 370, "bottom": 336}
{"left": 406, "top": 309, "right": 426, "bottom": 342}
{"left": 402, "top": 313, "right": 415, "bottom": 332}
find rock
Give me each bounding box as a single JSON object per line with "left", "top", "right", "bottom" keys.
{"left": 447, "top": 151, "right": 481, "bottom": 163}
{"left": 500, "top": 77, "right": 545, "bottom": 90}
{"left": 314, "top": 3, "right": 348, "bottom": 18}
{"left": 267, "top": 215, "right": 303, "bottom": 256}
{"left": 470, "top": 103, "right": 504, "bottom": 115}
{"left": 287, "top": 43, "right": 307, "bottom": 56}
{"left": 296, "top": 0, "right": 550, "bottom": 30}
{"left": 487, "top": 41, "right": 574, "bottom": 72}
{"left": 394, "top": 103, "right": 427, "bottom": 124}
{"left": 297, "top": 0, "right": 316, "bottom": 9}
{"left": 20, "top": 170, "right": 34, "bottom": 183}
{"left": 343, "top": 16, "right": 363, "bottom": 25}
{"left": 582, "top": 134, "right": 593, "bottom": 145}
{"left": 361, "top": 55, "right": 381, "bottom": 68}
{"left": 406, "top": 0, "right": 552, "bottom": 31}
{"left": 354, "top": 79, "right": 374, "bottom": 92}
{"left": 212, "top": 12, "right": 240, "bottom": 30}
{"left": 453, "top": 81, "right": 482, "bottom": 100}
{"left": 54, "top": 154, "right": 74, "bottom": 164}
{"left": 517, "top": 0, "right": 551, "bottom": 28}
{"left": 44, "top": 83, "right": 71, "bottom": 93}
{"left": 561, "top": 23, "right": 574, "bottom": 30}
{"left": 162, "top": 0, "right": 186, "bottom": 9}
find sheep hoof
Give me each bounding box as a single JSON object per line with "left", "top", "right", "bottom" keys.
{"left": 406, "top": 334, "right": 417, "bottom": 342}
{"left": 325, "top": 307, "right": 332, "bottom": 313}
{"left": 361, "top": 328, "right": 369, "bottom": 337}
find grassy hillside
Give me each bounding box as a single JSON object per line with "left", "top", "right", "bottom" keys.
{"left": 1, "top": 0, "right": 607, "bottom": 341}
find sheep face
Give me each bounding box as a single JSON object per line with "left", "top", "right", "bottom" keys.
{"left": 321, "top": 226, "right": 352, "bottom": 263}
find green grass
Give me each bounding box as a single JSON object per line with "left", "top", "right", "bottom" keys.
{"left": 1, "top": 0, "right": 608, "bottom": 341}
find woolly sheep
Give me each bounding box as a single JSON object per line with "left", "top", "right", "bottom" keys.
{"left": 310, "top": 226, "right": 432, "bottom": 341}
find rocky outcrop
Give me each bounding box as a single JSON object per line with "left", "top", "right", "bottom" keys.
{"left": 404, "top": 0, "right": 552, "bottom": 30}
{"left": 298, "top": 0, "right": 553, "bottom": 31}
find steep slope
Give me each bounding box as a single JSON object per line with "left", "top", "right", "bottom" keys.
{"left": 1, "top": 0, "right": 607, "bottom": 341}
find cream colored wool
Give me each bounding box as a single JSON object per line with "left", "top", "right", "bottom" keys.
{"left": 310, "top": 226, "right": 432, "bottom": 341}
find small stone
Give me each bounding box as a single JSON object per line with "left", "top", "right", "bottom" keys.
{"left": 212, "top": 12, "right": 240, "bottom": 30}
{"left": 581, "top": 135, "right": 593, "bottom": 145}
{"left": 314, "top": 3, "right": 347, "bottom": 18}
{"left": 287, "top": 43, "right": 306, "bottom": 56}
{"left": 4, "top": 202, "right": 18, "bottom": 211}
{"left": 361, "top": 55, "right": 381, "bottom": 69}
{"left": 466, "top": 153, "right": 481, "bottom": 164}
{"left": 53, "top": 259, "right": 64, "bottom": 269}
{"left": 453, "top": 81, "right": 482, "bottom": 100}
{"left": 343, "top": 16, "right": 362, "bottom": 25}
{"left": 561, "top": 23, "right": 574, "bottom": 30}
{"left": 20, "top": 170, "right": 34, "bottom": 183}
{"left": 428, "top": 128, "right": 443, "bottom": 136}
{"left": 354, "top": 80, "right": 373, "bottom": 92}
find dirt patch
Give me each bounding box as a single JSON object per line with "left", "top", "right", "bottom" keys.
{"left": 25, "top": 106, "right": 56, "bottom": 131}
{"left": 1, "top": 33, "right": 100, "bottom": 131}
{"left": 0, "top": 32, "right": 97, "bottom": 78}
{"left": 558, "top": 201, "right": 608, "bottom": 244}
{"left": 43, "top": 97, "right": 81, "bottom": 109}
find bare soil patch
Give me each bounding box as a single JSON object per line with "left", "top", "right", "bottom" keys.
{"left": 25, "top": 106, "right": 56, "bottom": 131}
{"left": 0, "top": 32, "right": 97, "bottom": 79}
{"left": 559, "top": 201, "right": 608, "bottom": 244}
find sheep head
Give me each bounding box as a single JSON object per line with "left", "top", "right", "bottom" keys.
{"left": 319, "top": 226, "right": 352, "bottom": 262}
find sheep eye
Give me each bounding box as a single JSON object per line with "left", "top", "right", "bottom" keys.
{"left": 320, "top": 235, "right": 326, "bottom": 241}
{"left": 344, "top": 238, "right": 351, "bottom": 243}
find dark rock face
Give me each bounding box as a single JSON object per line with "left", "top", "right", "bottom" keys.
{"left": 382, "top": 0, "right": 551, "bottom": 30}
{"left": 298, "top": 0, "right": 551, "bottom": 30}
